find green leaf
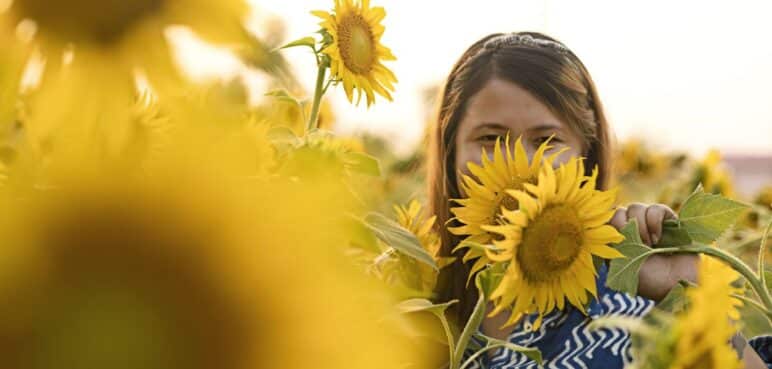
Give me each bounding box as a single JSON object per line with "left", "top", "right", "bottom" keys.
{"left": 657, "top": 219, "right": 692, "bottom": 247}
{"left": 267, "top": 125, "right": 300, "bottom": 143}
{"left": 606, "top": 220, "right": 653, "bottom": 295}
{"left": 279, "top": 36, "right": 317, "bottom": 51}
{"left": 345, "top": 214, "right": 380, "bottom": 253}
{"left": 451, "top": 240, "right": 499, "bottom": 255}
{"left": 452, "top": 274, "right": 487, "bottom": 369}
{"left": 343, "top": 151, "right": 381, "bottom": 176}
{"left": 473, "top": 334, "right": 543, "bottom": 365}
{"left": 678, "top": 184, "right": 750, "bottom": 244}
{"left": 362, "top": 212, "right": 438, "bottom": 270}
{"left": 398, "top": 298, "right": 459, "bottom": 360}
{"left": 476, "top": 263, "right": 505, "bottom": 298}
{"left": 398, "top": 298, "right": 457, "bottom": 315}
{"left": 655, "top": 280, "right": 689, "bottom": 313}
{"left": 264, "top": 89, "right": 302, "bottom": 106}
{"left": 266, "top": 126, "right": 301, "bottom": 155}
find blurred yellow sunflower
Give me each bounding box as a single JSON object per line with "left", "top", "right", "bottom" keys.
{"left": 0, "top": 128, "right": 422, "bottom": 369}
{"left": 694, "top": 149, "right": 735, "bottom": 198}
{"left": 450, "top": 135, "right": 558, "bottom": 276}
{"left": 614, "top": 138, "right": 669, "bottom": 178}
{"left": 391, "top": 200, "right": 453, "bottom": 294}
{"left": 482, "top": 158, "right": 624, "bottom": 329}
{"left": 0, "top": 17, "right": 28, "bottom": 139}
{"left": 754, "top": 185, "right": 772, "bottom": 209}
{"left": 256, "top": 95, "right": 336, "bottom": 136}
{"left": 0, "top": 160, "right": 6, "bottom": 185}
{"left": 668, "top": 256, "right": 743, "bottom": 369}
{"left": 629, "top": 256, "right": 743, "bottom": 369}
{"left": 313, "top": 0, "right": 397, "bottom": 106}
{"left": 2, "top": 0, "right": 248, "bottom": 90}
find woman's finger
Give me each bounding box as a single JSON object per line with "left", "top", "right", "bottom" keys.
{"left": 645, "top": 204, "right": 677, "bottom": 246}
{"left": 610, "top": 207, "right": 628, "bottom": 230}
{"left": 627, "top": 203, "right": 651, "bottom": 245}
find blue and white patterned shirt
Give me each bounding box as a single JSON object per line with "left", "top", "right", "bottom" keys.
{"left": 466, "top": 264, "right": 654, "bottom": 369}
{"left": 464, "top": 263, "right": 772, "bottom": 368}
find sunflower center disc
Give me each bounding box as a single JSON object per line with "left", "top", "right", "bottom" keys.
{"left": 15, "top": 0, "right": 164, "bottom": 44}
{"left": 338, "top": 14, "right": 375, "bottom": 74}
{"left": 517, "top": 204, "right": 583, "bottom": 283}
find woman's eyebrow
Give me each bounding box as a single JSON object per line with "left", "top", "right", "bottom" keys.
{"left": 474, "top": 122, "right": 509, "bottom": 130}
{"left": 528, "top": 123, "right": 563, "bottom": 132}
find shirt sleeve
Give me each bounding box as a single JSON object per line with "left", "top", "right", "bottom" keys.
{"left": 749, "top": 335, "right": 772, "bottom": 369}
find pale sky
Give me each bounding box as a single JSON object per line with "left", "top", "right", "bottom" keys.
{"left": 172, "top": 0, "right": 772, "bottom": 157}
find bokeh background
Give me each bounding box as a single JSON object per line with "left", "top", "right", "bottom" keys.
{"left": 166, "top": 0, "right": 772, "bottom": 198}
{"left": 1, "top": 0, "right": 770, "bottom": 363}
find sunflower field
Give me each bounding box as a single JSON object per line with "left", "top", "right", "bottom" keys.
{"left": 0, "top": 1, "right": 770, "bottom": 369}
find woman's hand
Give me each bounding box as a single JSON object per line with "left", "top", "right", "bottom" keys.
{"left": 610, "top": 203, "right": 699, "bottom": 302}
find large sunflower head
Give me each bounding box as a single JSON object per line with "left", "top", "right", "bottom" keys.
{"left": 449, "top": 135, "right": 561, "bottom": 276}
{"left": 313, "top": 0, "right": 397, "bottom": 107}
{"left": 481, "top": 157, "right": 624, "bottom": 329}
{"left": 7, "top": 0, "right": 163, "bottom": 45}
{"left": 0, "top": 136, "right": 422, "bottom": 369}
{"left": 2, "top": 0, "right": 248, "bottom": 92}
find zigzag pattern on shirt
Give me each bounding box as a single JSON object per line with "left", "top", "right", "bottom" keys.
{"left": 466, "top": 291, "right": 653, "bottom": 369}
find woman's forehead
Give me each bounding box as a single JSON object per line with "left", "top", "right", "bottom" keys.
{"left": 461, "top": 78, "right": 565, "bottom": 134}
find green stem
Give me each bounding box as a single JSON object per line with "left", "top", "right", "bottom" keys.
{"left": 306, "top": 62, "right": 327, "bottom": 133}
{"left": 451, "top": 292, "right": 486, "bottom": 369}
{"left": 321, "top": 78, "right": 336, "bottom": 95}
{"left": 459, "top": 343, "right": 508, "bottom": 369}
{"left": 758, "top": 222, "right": 771, "bottom": 299}
{"left": 438, "top": 314, "right": 456, "bottom": 367}
{"left": 731, "top": 293, "right": 772, "bottom": 324}
{"left": 685, "top": 245, "right": 772, "bottom": 314}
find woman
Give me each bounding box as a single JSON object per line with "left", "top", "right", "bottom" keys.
{"left": 427, "top": 32, "right": 767, "bottom": 368}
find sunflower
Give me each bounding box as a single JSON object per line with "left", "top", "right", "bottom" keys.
{"left": 693, "top": 149, "right": 735, "bottom": 198}
{"left": 754, "top": 185, "right": 772, "bottom": 210}
{"left": 1, "top": 0, "right": 248, "bottom": 91}
{"left": 278, "top": 131, "right": 372, "bottom": 180}
{"left": 0, "top": 17, "right": 28, "bottom": 138}
{"left": 256, "top": 94, "right": 336, "bottom": 136}
{"left": 312, "top": 0, "right": 397, "bottom": 106}
{"left": 388, "top": 200, "right": 453, "bottom": 294}
{"left": 614, "top": 139, "right": 669, "bottom": 178}
{"left": 667, "top": 256, "right": 743, "bottom": 369}
{"left": 449, "top": 135, "right": 559, "bottom": 277}
{"left": 0, "top": 128, "right": 422, "bottom": 369}
{"left": 629, "top": 256, "right": 743, "bottom": 369}
{"left": 0, "top": 160, "right": 6, "bottom": 185}
{"left": 396, "top": 200, "right": 441, "bottom": 256}
{"left": 481, "top": 157, "right": 625, "bottom": 329}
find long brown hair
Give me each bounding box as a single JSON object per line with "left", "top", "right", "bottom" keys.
{"left": 428, "top": 32, "right": 615, "bottom": 325}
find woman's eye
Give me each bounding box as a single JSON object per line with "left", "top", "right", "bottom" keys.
{"left": 534, "top": 136, "right": 561, "bottom": 146}
{"left": 476, "top": 134, "right": 502, "bottom": 143}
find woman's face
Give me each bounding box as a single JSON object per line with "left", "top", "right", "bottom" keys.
{"left": 454, "top": 78, "right": 586, "bottom": 178}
